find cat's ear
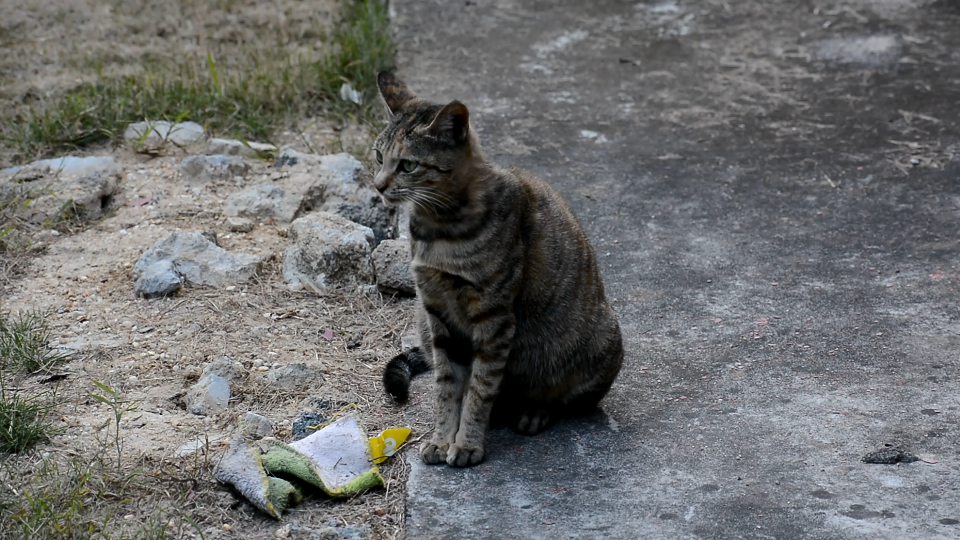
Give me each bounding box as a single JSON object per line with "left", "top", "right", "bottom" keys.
{"left": 428, "top": 101, "right": 470, "bottom": 145}
{"left": 377, "top": 71, "right": 417, "bottom": 116}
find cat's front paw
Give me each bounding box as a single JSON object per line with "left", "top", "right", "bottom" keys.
{"left": 420, "top": 441, "right": 449, "bottom": 464}
{"left": 446, "top": 442, "right": 485, "bottom": 467}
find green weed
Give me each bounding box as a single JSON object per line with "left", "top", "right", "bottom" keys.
{"left": 0, "top": 377, "right": 60, "bottom": 454}
{"left": 0, "top": 310, "right": 72, "bottom": 374}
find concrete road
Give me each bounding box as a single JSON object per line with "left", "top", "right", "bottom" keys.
{"left": 389, "top": 1, "right": 960, "bottom": 538}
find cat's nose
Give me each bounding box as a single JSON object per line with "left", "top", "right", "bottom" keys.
{"left": 373, "top": 172, "right": 390, "bottom": 193}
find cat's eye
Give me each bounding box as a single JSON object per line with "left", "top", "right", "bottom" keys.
{"left": 375, "top": 149, "right": 383, "bottom": 165}
{"left": 398, "top": 159, "right": 418, "bottom": 173}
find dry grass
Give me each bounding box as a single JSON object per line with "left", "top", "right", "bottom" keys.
{"left": 0, "top": 0, "right": 393, "bottom": 167}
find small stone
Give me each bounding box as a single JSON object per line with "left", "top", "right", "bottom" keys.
{"left": 133, "top": 231, "right": 262, "bottom": 287}
{"left": 134, "top": 260, "right": 182, "bottom": 299}
{"left": 812, "top": 35, "right": 903, "bottom": 69}
{"left": 242, "top": 412, "right": 273, "bottom": 439}
{"left": 17, "top": 171, "right": 118, "bottom": 225}
{"left": 396, "top": 206, "right": 411, "bottom": 240}
{"left": 174, "top": 437, "right": 221, "bottom": 457}
{"left": 225, "top": 184, "right": 303, "bottom": 224}
{"left": 315, "top": 528, "right": 342, "bottom": 540}
{"left": 372, "top": 239, "right": 415, "bottom": 296}
{"left": 261, "top": 363, "right": 322, "bottom": 390}
{"left": 180, "top": 154, "right": 250, "bottom": 184}
{"left": 277, "top": 150, "right": 395, "bottom": 244}
{"left": 227, "top": 216, "right": 255, "bottom": 233}
{"left": 205, "top": 137, "right": 278, "bottom": 157}
{"left": 282, "top": 212, "right": 375, "bottom": 292}
{"left": 862, "top": 445, "right": 919, "bottom": 465}
{"left": 124, "top": 120, "right": 205, "bottom": 148}
{"left": 1, "top": 155, "right": 119, "bottom": 179}
{"left": 291, "top": 411, "right": 328, "bottom": 441}
{"left": 337, "top": 526, "right": 364, "bottom": 539}
{"left": 185, "top": 373, "right": 231, "bottom": 416}
{"left": 201, "top": 357, "right": 247, "bottom": 385}
{"left": 346, "top": 331, "right": 363, "bottom": 350}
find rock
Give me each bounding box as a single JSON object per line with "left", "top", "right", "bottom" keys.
{"left": 205, "top": 137, "right": 278, "bottom": 158}
{"left": 276, "top": 150, "right": 395, "bottom": 244}
{"left": 261, "top": 363, "right": 322, "bottom": 390}
{"left": 56, "top": 335, "right": 128, "bottom": 352}
{"left": 174, "top": 436, "right": 223, "bottom": 457}
{"left": 1, "top": 155, "right": 120, "bottom": 179}
{"left": 200, "top": 229, "right": 219, "bottom": 245}
{"left": 291, "top": 411, "right": 328, "bottom": 441}
{"left": 124, "top": 120, "right": 205, "bottom": 148}
{"left": 226, "top": 216, "right": 255, "bottom": 232}
{"left": 20, "top": 172, "right": 118, "bottom": 225}
{"left": 242, "top": 412, "right": 273, "bottom": 439}
{"left": 336, "top": 527, "right": 364, "bottom": 539}
{"left": 282, "top": 212, "right": 375, "bottom": 292}
{"left": 355, "top": 284, "right": 379, "bottom": 297}
{"left": 133, "top": 260, "right": 182, "bottom": 298}
{"left": 812, "top": 35, "right": 903, "bottom": 69}
{"left": 327, "top": 202, "right": 394, "bottom": 246}
{"left": 133, "top": 231, "right": 262, "bottom": 287}
{"left": 224, "top": 184, "right": 302, "bottom": 223}
{"left": 201, "top": 356, "right": 247, "bottom": 385}
{"left": 180, "top": 154, "right": 250, "bottom": 183}
{"left": 372, "top": 239, "right": 415, "bottom": 296}
{"left": 396, "top": 206, "right": 411, "bottom": 240}
{"left": 861, "top": 445, "right": 919, "bottom": 464}
{"left": 273, "top": 148, "right": 318, "bottom": 169}
{"left": 346, "top": 331, "right": 363, "bottom": 349}
{"left": 186, "top": 373, "right": 231, "bottom": 415}
{"left": 286, "top": 526, "right": 340, "bottom": 540}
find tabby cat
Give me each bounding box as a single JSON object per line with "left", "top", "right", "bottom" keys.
{"left": 375, "top": 72, "right": 623, "bottom": 468}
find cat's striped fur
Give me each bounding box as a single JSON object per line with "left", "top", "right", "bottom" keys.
{"left": 375, "top": 72, "right": 623, "bottom": 467}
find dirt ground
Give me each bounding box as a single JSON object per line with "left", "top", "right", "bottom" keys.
{"left": 1, "top": 1, "right": 420, "bottom": 539}
{"left": 0, "top": 0, "right": 336, "bottom": 100}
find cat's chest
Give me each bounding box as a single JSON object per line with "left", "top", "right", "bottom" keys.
{"left": 411, "top": 239, "right": 478, "bottom": 276}
{"left": 411, "top": 241, "right": 486, "bottom": 318}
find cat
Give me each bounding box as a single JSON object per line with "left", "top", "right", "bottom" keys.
{"left": 374, "top": 72, "right": 623, "bottom": 468}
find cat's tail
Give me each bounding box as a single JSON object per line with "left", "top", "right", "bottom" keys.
{"left": 383, "top": 346, "right": 432, "bottom": 402}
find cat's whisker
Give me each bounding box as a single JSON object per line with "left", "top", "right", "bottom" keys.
{"left": 400, "top": 190, "right": 437, "bottom": 215}
{"left": 417, "top": 187, "right": 458, "bottom": 207}
{"left": 410, "top": 189, "right": 454, "bottom": 212}
{"left": 401, "top": 189, "right": 442, "bottom": 214}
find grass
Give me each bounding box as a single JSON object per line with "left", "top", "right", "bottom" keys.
{"left": 0, "top": 381, "right": 59, "bottom": 454}
{"left": 0, "top": 309, "right": 71, "bottom": 454}
{"left": 0, "top": 0, "right": 394, "bottom": 166}
{"left": 0, "top": 310, "right": 72, "bottom": 374}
